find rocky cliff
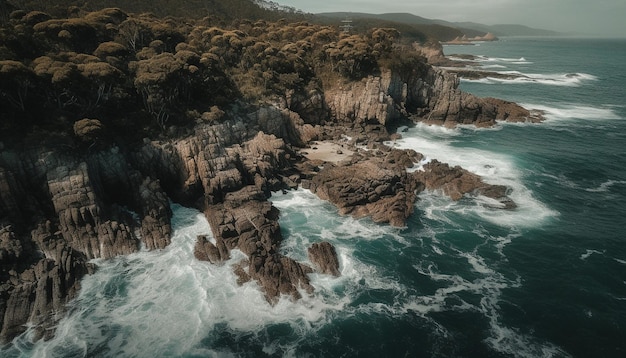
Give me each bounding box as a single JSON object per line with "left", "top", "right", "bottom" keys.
{"left": 323, "top": 65, "right": 542, "bottom": 131}
{"left": 0, "top": 50, "right": 537, "bottom": 343}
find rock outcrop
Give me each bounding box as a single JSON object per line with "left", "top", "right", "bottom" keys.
{"left": 409, "top": 68, "right": 542, "bottom": 127}
{"left": 304, "top": 148, "right": 423, "bottom": 227}
{"left": 322, "top": 64, "right": 542, "bottom": 132}
{"left": 0, "top": 146, "right": 173, "bottom": 342}
{"left": 202, "top": 186, "right": 314, "bottom": 302}
{"left": 132, "top": 112, "right": 321, "bottom": 303}
{"left": 324, "top": 71, "right": 405, "bottom": 127}
{"left": 308, "top": 242, "right": 340, "bottom": 277}
{"left": 415, "top": 160, "right": 516, "bottom": 209}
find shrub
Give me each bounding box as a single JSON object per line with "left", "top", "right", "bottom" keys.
{"left": 73, "top": 118, "right": 104, "bottom": 142}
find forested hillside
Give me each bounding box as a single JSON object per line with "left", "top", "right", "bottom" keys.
{"left": 1, "top": 0, "right": 301, "bottom": 21}
{"left": 0, "top": 1, "right": 429, "bottom": 146}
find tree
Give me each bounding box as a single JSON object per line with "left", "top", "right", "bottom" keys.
{"left": 32, "top": 55, "right": 81, "bottom": 110}
{"left": 76, "top": 61, "right": 123, "bottom": 110}
{"left": 117, "top": 18, "right": 153, "bottom": 51}
{"left": 324, "top": 35, "right": 378, "bottom": 79}
{"left": 31, "top": 53, "right": 123, "bottom": 115}
{"left": 73, "top": 117, "right": 104, "bottom": 142}
{"left": 369, "top": 28, "right": 400, "bottom": 57}
{"left": 0, "top": 60, "right": 34, "bottom": 111}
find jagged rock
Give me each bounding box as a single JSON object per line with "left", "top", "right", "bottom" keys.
{"left": 412, "top": 68, "right": 542, "bottom": 126}
{"left": 233, "top": 259, "right": 251, "bottom": 285}
{"left": 306, "top": 149, "right": 422, "bottom": 227}
{"left": 308, "top": 242, "right": 340, "bottom": 277}
{"left": 0, "top": 226, "right": 22, "bottom": 263}
{"left": 201, "top": 186, "right": 312, "bottom": 302}
{"left": 194, "top": 235, "right": 229, "bottom": 264}
{"left": 137, "top": 178, "right": 172, "bottom": 250}
{"left": 322, "top": 64, "right": 539, "bottom": 131}
{"left": 248, "top": 253, "right": 313, "bottom": 302}
{"left": 1, "top": 222, "right": 92, "bottom": 343}
{"left": 414, "top": 160, "right": 516, "bottom": 208}
{"left": 285, "top": 87, "right": 328, "bottom": 125}
{"left": 47, "top": 162, "right": 139, "bottom": 260}
{"left": 0, "top": 39, "right": 536, "bottom": 343}
{"left": 251, "top": 105, "right": 318, "bottom": 146}
{"left": 413, "top": 41, "right": 447, "bottom": 65}
{"left": 0, "top": 145, "right": 173, "bottom": 342}
{"left": 325, "top": 70, "right": 404, "bottom": 127}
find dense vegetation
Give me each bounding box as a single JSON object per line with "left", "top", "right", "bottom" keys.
{"left": 0, "top": 0, "right": 302, "bottom": 22}
{"left": 0, "top": 0, "right": 432, "bottom": 146}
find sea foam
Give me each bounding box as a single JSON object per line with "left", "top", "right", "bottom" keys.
{"left": 387, "top": 123, "right": 557, "bottom": 228}
{"left": 463, "top": 71, "right": 597, "bottom": 87}
{"left": 8, "top": 204, "right": 350, "bottom": 357}
{"left": 522, "top": 103, "right": 621, "bottom": 121}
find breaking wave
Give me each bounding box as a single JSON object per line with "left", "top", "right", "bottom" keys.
{"left": 521, "top": 103, "right": 622, "bottom": 121}
{"left": 463, "top": 71, "right": 598, "bottom": 87}
{"left": 387, "top": 123, "right": 557, "bottom": 228}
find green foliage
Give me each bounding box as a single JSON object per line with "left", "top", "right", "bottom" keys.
{"left": 0, "top": 2, "right": 430, "bottom": 142}
{"left": 324, "top": 35, "right": 378, "bottom": 79}
{"left": 73, "top": 117, "right": 103, "bottom": 142}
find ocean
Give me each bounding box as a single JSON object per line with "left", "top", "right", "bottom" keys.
{"left": 3, "top": 37, "right": 626, "bottom": 357}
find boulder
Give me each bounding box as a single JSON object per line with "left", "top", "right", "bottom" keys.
{"left": 194, "top": 235, "right": 229, "bottom": 264}
{"left": 308, "top": 242, "right": 340, "bottom": 277}
{"left": 414, "top": 160, "right": 517, "bottom": 208}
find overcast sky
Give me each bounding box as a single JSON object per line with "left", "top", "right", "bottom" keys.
{"left": 276, "top": 0, "right": 626, "bottom": 37}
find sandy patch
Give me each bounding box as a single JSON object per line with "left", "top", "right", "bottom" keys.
{"left": 301, "top": 141, "right": 354, "bottom": 163}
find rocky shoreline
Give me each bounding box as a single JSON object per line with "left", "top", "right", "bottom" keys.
{"left": 416, "top": 42, "right": 544, "bottom": 84}
{"left": 0, "top": 52, "right": 542, "bottom": 343}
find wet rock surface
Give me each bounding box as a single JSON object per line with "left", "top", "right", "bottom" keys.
{"left": 415, "top": 160, "right": 517, "bottom": 208}
{"left": 308, "top": 242, "right": 341, "bottom": 277}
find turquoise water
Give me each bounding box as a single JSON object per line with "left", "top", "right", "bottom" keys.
{"left": 3, "top": 38, "right": 626, "bottom": 357}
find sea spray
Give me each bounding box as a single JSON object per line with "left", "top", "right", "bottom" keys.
{"left": 387, "top": 123, "right": 557, "bottom": 228}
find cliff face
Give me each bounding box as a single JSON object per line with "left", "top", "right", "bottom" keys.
{"left": 0, "top": 55, "right": 534, "bottom": 342}
{"left": 323, "top": 66, "right": 541, "bottom": 130}
{"left": 0, "top": 104, "right": 317, "bottom": 341}
{"left": 324, "top": 70, "right": 405, "bottom": 126}
{"left": 0, "top": 146, "right": 171, "bottom": 341}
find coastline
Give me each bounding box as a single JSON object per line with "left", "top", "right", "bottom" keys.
{"left": 2, "top": 27, "right": 624, "bottom": 358}
{"left": 0, "top": 7, "right": 545, "bottom": 346}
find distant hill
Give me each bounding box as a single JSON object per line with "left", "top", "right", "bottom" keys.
{"left": 315, "top": 12, "right": 467, "bottom": 42}
{"left": 488, "top": 24, "right": 561, "bottom": 36}
{"left": 319, "top": 12, "right": 562, "bottom": 39}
